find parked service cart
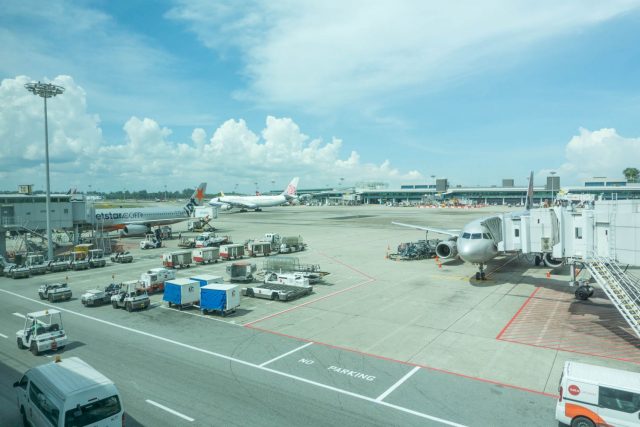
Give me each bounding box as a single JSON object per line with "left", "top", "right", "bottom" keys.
{"left": 246, "top": 241, "right": 272, "bottom": 257}
{"left": 262, "top": 257, "right": 329, "bottom": 283}
{"left": 80, "top": 283, "right": 121, "bottom": 306}
{"left": 87, "top": 249, "right": 107, "bottom": 267}
{"left": 200, "top": 284, "right": 240, "bottom": 316}
{"left": 226, "top": 262, "right": 257, "bottom": 282}
{"left": 140, "top": 234, "right": 162, "bottom": 250}
{"left": 16, "top": 310, "right": 67, "bottom": 355}
{"left": 69, "top": 251, "right": 90, "bottom": 270}
{"left": 163, "top": 278, "right": 200, "bottom": 309}
{"left": 111, "top": 281, "right": 150, "bottom": 312}
{"left": 139, "top": 267, "right": 176, "bottom": 294}
{"left": 190, "top": 274, "right": 224, "bottom": 287}
{"left": 192, "top": 247, "right": 219, "bottom": 264}
{"left": 4, "top": 263, "right": 30, "bottom": 279}
{"left": 279, "top": 236, "right": 306, "bottom": 253}
{"left": 25, "top": 254, "right": 48, "bottom": 275}
{"left": 219, "top": 244, "right": 245, "bottom": 260}
{"left": 162, "top": 250, "right": 192, "bottom": 269}
{"left": 48, "top": 256, "right": 70, "bottom": 272}
{"left": 178, "top": 237, "right": 196, "bottom": 248}
{"left": 264, "top": 271, "right": 311, "bottom": 288}
{"left": 38, "top": 283, "right": 72, "bottom": 302}
{"left": 110, "top": 251, "right": 133, "bottom": 263}
{"left": 243, "top": 282, "right": 312, "bottom": 301}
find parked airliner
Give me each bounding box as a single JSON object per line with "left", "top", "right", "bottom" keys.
{"left": 209, "top": 178, "right": 298, "bottom": 212}
{"left": 94, "top": 182, "right": 206, "bottom": 236}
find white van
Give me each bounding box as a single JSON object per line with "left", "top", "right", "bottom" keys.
{"left": 556, "top": 361, "right": 640, "bottom": 427}
{"left": 13, "top": 356, "right": 124, "bottom": 426}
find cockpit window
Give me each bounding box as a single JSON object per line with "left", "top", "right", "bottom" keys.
{"left": 482, "top": 233, "right": 492, "bottom": 240}
{"left": 462, "top": 233, "right": 471, "bottom": 239}
{"left": 471, "top": 233, "right": 482, "bottom": 239}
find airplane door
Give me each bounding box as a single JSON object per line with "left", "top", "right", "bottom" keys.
{"left": 596, "top": 226, "right": 609, "bottom": 257}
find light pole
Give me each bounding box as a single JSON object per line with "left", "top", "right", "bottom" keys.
{"left": 25, "top": 81, "right": 65, "bottom": 261}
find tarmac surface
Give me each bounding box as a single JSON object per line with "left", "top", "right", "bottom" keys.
{"left": 1, "top": 204, "right": 639, "bottom": 426}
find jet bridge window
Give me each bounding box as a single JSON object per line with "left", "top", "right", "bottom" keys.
{"left": 575, "top": 227, "right": 583, "bottom": 239}
{"left": 482, "top": 233, "right": 492, "bottom": 239}
{"left": 471, "top": 233, "right": 482, "bottom": 239}
{"left": 514, "top": 229, "right": 520, "bottom": 237}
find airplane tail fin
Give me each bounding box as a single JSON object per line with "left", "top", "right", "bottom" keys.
{"left": 184, "top": 182, "right": 207, "bottom": 216}
{"left": 282, "top": 177, "right": 299, "bottom": 198}
{"left": 525, "top": 171, "right": 534, "bottom": 210}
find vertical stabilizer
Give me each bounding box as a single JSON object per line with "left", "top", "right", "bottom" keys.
{"left": 282, "top": 177, "right": 299, "bottom": 197}
{"left": 525, "top": 171, "right": 534, "bottom": 210}
{"left": 184, "top": 182, "right": 207, "bottom": 216}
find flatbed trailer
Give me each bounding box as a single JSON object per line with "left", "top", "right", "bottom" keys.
{"left": 388, "top": 239, "right": 440, "bottom": 261}
{"left": 242, "top": 282, "right": 312, "bottom": 301}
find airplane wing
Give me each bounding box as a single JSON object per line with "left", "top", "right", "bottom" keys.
{"left": 392, "top": 222, "right": 460, "bottom": 237}
{"left": 224, "top": 200, "right": 259, "bottom": 210}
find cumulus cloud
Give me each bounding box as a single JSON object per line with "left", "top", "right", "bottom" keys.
{"left": 0, "top": 75, "right": 421, "bottom": 192}
{"left": 167, "top": 0, "right": 638, "bottom": 110}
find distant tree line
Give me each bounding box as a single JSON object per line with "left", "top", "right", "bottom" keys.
{"left": 624, "top": 167, "right": 640, "bottom": 183}
{"left": 102, "top": 188, "right": 198, "bottom": 200}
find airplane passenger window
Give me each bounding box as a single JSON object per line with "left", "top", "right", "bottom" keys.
{"left": 462, "top": 233, "right": 471, "bottom": 239}
{"left": 471, "top": 233, "right": 481, "bottom": 239}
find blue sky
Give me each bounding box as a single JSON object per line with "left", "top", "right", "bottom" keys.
{"left": 2, "top": 0, "right": 640, "bottom": 193}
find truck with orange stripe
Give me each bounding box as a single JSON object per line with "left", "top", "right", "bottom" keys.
{"left": 556, "top": 361, "right": 640, "bottom": 427}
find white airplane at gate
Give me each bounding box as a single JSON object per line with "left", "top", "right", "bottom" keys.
{"left": 209, "top": 177, "right": 299, "bottom": 212}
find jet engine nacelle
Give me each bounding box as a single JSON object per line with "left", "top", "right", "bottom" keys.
{"left": 542, "top": 252, "right": 563, "bottom": 268}
{"left": 435, "top": 239, "right": 458, "bottom": 259}
{"left": 121, "top": 224, "right": 150, "bottom": 236}
{"left": 219, "top": 204, "right": 232, "bottom": 211}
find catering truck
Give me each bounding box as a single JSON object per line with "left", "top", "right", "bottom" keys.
{"left": 200, "top": 284, "right": 240, "bottom": 316}
{"left": 163, "top": 278, "right": 200, "bottom": 310}
{"left": 556, "top": 361, "right": 640, "bottom": 427}
{"left": 13, "top": 357, "right": 124, "bottom": 427}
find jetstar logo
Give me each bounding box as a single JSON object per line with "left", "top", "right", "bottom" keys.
{"left": 195, "top": 187, "right": 205, "bottom": 202}
{"left": 568, "top": 384, "right": 580, "bottom": 396}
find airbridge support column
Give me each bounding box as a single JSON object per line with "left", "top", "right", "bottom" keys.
{"left": 0, "top": 229, "right": 6, "bottom": 258}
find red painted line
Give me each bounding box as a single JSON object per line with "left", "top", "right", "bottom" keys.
{"left": 496, "top": 287, "right": 541, "bottom": 340}
{"left": 317, "top": 251, "right": 376, "bottom": 280}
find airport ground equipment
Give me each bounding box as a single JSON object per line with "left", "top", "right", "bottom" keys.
{"left": 195, "top": 232, "right": 231, "bottom": 248}
{"left": 262, "top": 233, "right": 282, "bottom": 251}
{"left": 243, "top": 273, "right": 312, "bottom": 301}
{"left": 226, "top": 262, "right": 257, "bottom": 282}
{"left": 139, "top": 234, "right": 162, "bottom": 250}
{"left": 219, "top": 244, "right": 245, "bottom": 260}
{"left": 47, "top": 256, "right": 69, "bottom": 272}
{"left": 264, "top": 271, "right": 311, "bottom": 287}
{"left": 159, "top": 225, "right": 173, "bottom": 239}
{"left": 25, "top": 254, "right": 48, "bottom": 275}
{"left": 139, "top": 267, "right": 175, "bottom": 294}
{"left": 245, "top": 240, "right": 272, "bottom": 257}
{"left": 38, "top": 283, "right": 72, "bottom": 302}
{"left": 388, "top": 239, "right": 439, "bottom": 261}
{"left": 178, "top": 237, "right": 196, "bottom": 248}
{"left": 188, "top": 217, "right": 215, "bottom": 232}
{"left": 80, "top": 283, "right": 121, "bottom": 306}
{"left": 190, "top": 274, "right": 224, "bottom": 287}
{"left": 16, "top": 310, "right": 67, "bottom": 355}
{"left": 261, "top": 256, "right": 329, "bottom": 283}
{"left": 68, "top": 251, "right": 89, "bottom": 270}
{"left": 110, "top": 251, "right": 133, "bottom": 263}
{"left": 200, "top": 284, "right": 240, "bottom": 316}
{"left": 87, "top": 249, "right": 106, "bottom": 268}
{"left": 279, "top": 235, "right": 306, "bottom": 253}
{"left": 163, "top": 278, "right": 200, "bottom": 309}
{"left": 111, "top": 281, "right": 150, "bottom": 312}
{"left": 192, "top": 247, "right": 219, "bottom": 264}
{"left": 162, "top": 250, "right": 192, "bottom": 269}
{"left": 4, "top": 263, "right": 30, "bottom": 279}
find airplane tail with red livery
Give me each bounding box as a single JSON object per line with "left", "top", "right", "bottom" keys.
{"left": 184, "top": 182, "right": 207, "bottom": 216}
{"left": 282, "top": 177, "right": 299, "bottom": 200}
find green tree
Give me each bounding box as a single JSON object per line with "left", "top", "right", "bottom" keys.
{"left": 623, "top": 167, "right": 640, "bottom": 183}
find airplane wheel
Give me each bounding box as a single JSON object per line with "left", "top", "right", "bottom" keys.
{"left": 480, "top": 272, "right": 486, "bottom": 280}
{"left": 475, "top": 272, "right": 481, "bottom": 280}
{"left": 534, "top": 255, "right": 542, "bottom": 266}
{"left": 575, "top": 286, "right": 591, "bottom": 301}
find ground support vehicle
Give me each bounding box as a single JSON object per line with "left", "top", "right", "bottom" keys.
{"left": 47, "top": 257, "right": 70, "bottom": 272}
{"left": 262, "top": 257, "right": 329, "bottom": 284}
{"left": 264, "top": 271, "right": 311, "bottom": 288}
{"left": 13, "top": 357, "right": 124, "bottom": 427}
{"left": 556, "top": 361, "right": 640, "bottom": 427}
{"left": 88, "top": 249, "right": 107, "bottom": 267}
{"left": 159, "top": 225, "right": 173, "bottom": 239}
{"left": 246, "top": 240, "right": 272, "bottom": 257}
{"left": 195, "top": 232, "right": 231, "bottom": 248}
{"left": 25, "top": 254, "right": 48, "bottom": 275}
{"left": 192, "top": 247, "right": 219, "bottom": 264}
{"left": 262, "top": 233, "right": 282, "bottom": 252}
{"left": 188, "top": 217, "right": 215, "bottom": 232}
{"left": 140, "top": 234, "right": 162, "bottom": 250}
{"left": 163, "top": 278, "right": 200, "bottom": 309}
{"left": 38, "top": 283, "right": 72, "bottom": 302}
{"left": 4, "top": 264, "right": 30, "bottom": 279}
{"left": 219, "top": 244, "right": 245, "bottom": 260}
{"left": 388, "top": 239, "right": 439, "bottom": 261}
{"left": 243, "top": 282, "right": 312, "bottom": 301}
{"left": 178, "top": 237, "right": 196, "bottom": 248}
{"left": 279, "top": 236, "right": 306, "bottom": 253}
{"left": 139, "top": 267, "right": 175, "bottom": 294}
{"left": 80, "top": 289, "right": 112, "bottom": 306}
{"left": 190, "top": 274, "right": 224, "bottom": 287}
{"left": 16, "top": 310, "right": 67, "bottom": 355}
{"left": 111, "top": 281, "right": 150, "bottom": 312}
{"left": 110, "top": 251, "right": 133, "bottom": 263}
{"left": 162, "top": 250, "right": 192, "bottom": 268}
{"left": 226, "top": 262, "right": 257, "bottom": 282}
{"left": 200, "top": 284, "right": 240, "bottom": 316}
{"left": 69, "top": 251, "right": 90, "bottom": 270}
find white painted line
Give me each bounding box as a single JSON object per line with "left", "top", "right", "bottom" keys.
{"left": 156, "top": 304, "right": 240, "bottom": 326}
{"left": 260, "top": 342, "right": 313, "bottom": 367}
{"left": 376, "top": 366, "right": 420, "bottom": 402}
{"left": 12, "top": 312, "right": 25, "bottom": 319}
{"left": 0, "top": 289, "right": 467, "bottom": 427}
{"left": 0, "top": 333, "right": 8, "bottom": 339}
{"left": 145, "top": 399, "right": 194, "bottom": 422}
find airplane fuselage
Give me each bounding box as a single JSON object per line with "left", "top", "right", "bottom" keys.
{"left": 456, "top": 218, "right": 499, "bottom": 264}
{"left": 94, "top": 208, "right": 192, "bottom": 231}
{"left": 210, "top": 195, "right": 289, "bottom": 210}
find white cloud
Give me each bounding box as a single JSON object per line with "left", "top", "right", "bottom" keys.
{"left": 167, "top": 0, "right": 639, "bottom": 110}
{"left": 0, "top": 75, "right": 421, "bottom": 191}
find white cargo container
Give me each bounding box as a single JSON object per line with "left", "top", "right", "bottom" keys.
{"left": 162, "top": 250, "right": 192, "bottom": 269}
{"left": 163, "top": 278, "right": 200, "bottom": 309}
{"left": 139, "top": 267, "right": 176, "bottom": 294}
{"left": 192, "top": 247, "right": 219, "bottom": 264}
{"left": 200, "top": 284, "right": 240, "bottom": 316}
{"left": 190, "top": 274, "right": 224, "bottom": 287}
{"left": 219, "top": 244, "right": 244, "bottom": 260}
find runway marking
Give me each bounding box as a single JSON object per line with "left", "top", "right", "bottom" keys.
{"left": 13, "top": 312, "right": 26, "bottom": 319}
{"left": 0, "top": 333, "right": 8, "bottom": 339}
{"left": 156, "top": 304, "right": 241, "bottom": 326}
{"left": 259, "top": 342, "right": 313, "bottom": 367}
{"left": 376, "top": 366, "right": 420, "bottom": 401}
{"left": 0, "top": 288, "right": 466, "bottom": 427}
{"left": 145, "top": 399, "right": 194, "bottom": 422}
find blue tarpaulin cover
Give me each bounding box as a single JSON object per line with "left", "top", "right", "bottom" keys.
{"left": 201, "top": 288, "right": 226, "bottom": 311}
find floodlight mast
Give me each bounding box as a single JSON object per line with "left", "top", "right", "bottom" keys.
{"left": 24, "top": 81, "right": 65, "bottom": 262}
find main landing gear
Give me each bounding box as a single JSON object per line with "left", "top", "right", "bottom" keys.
{"left": 574, "top": 282, "right": 595, "bottom": 301}
{"left": 475, "top": 264, "right": 486, "bottom": 281}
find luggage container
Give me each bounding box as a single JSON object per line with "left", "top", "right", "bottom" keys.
{"left": 219, "top": 244, "right": 245, "bottom": 260}
{"left": 200, "top": 284, "right": 240, "bottom": 316}
{"left": 163, "top": 278, "right": 199, "bottom": 309}
{"left": 246, "top": 241, "right": 272, "bottom": 257}
{"left": 192, "top": 247, "right": 219, "bottom": 264}
{"left": 190, "top": 274, "right": 224, "bottom": 287}
{"left": 139, "top": 267, "right": 176, "bottom": 294}
{"left": 226, "top": 262, "right": 257, "bottom": 282}
{"left": 162, "top": 250, "right": 192, "bottom": 269}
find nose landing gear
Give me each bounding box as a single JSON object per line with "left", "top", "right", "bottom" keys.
{"left": 475, "top": 264, "right": 486, "bottom": 280}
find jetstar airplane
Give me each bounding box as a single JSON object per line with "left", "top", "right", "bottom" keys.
{"left": 94, "top": 183, "right": 207, "bottom": 236}
{"left": 393, "top": 172, "right": 561, "bottom": 280}
{"left": 209, "top": 177, "right": 299, "bottom": 212}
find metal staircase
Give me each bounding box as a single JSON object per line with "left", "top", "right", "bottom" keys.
{"left": 585, "top": 256, "right": 640, "bottom": 338}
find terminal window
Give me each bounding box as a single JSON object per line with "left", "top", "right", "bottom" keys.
{"left": 575, "top": 227, "right": 583, "bottom": 239}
